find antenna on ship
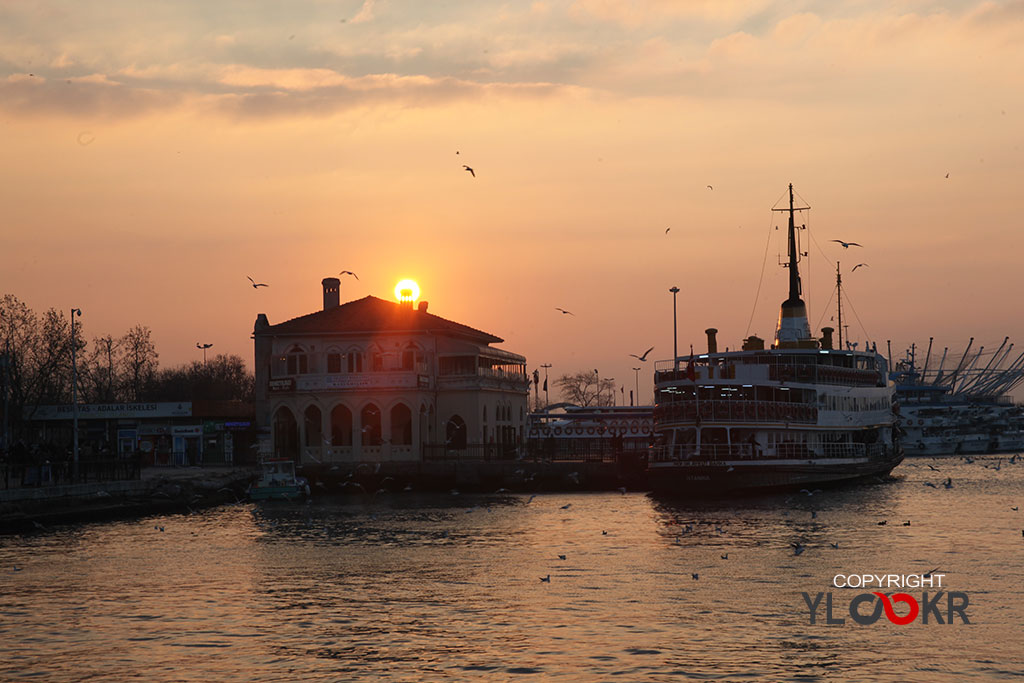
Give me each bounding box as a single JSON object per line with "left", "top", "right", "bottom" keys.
{"left": 836, "top": 261, "right": 843, "bottom": 350}
{"left": 772, "top": 183, "right": 814, "bottom": 349}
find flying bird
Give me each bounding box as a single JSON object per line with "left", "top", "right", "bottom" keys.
{"left": 665, "top": 227, "right": 671, "bottom": 234}
{"left": 831, "top": 240, "right": 862, "bottom": 249}
{"left": 555, "top": 308, "right": 575, "bottom": 316}
{"left": 630, "top": 346, "right": 655, "bottom": 362}
{"left": 462, "top": 164, "right": 475, "bottom": 177}
{"left": 945, "top": 172, "right": 950, "bottom": 178}
{"left": 852, "top": 263, "right": 869, "bottom": 271}
{"left": 339, "top": 270, "right": 359, "bottom": 280}
{"left": 706, "top": 185, "right": 713, "bottom": 190}
{"left": 247, "top": 276, "right": 269, "bottom": 288}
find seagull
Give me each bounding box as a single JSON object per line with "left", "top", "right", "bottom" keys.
{"left": 791, "top": 542, "right": 805, "bottom": 556}
{"left": 540, "top": 575, "right": 550, "bottom": 582}
{"left": 706, "top": 185, "right": 713, "bottom": 190}
{"left": 721, "top": 553, "right": 728, "bottom": 560}
{"left": 923, "top": 567, "right": 941, "bottom": 578}
{"left": 558, "top": 554, "right": 566, "bottom": 560}
{"left": 877, "top": 521, "right": 887, "bottom": 526}
{"left": 945, "top": 172, "right": 950, "bottom": 178}
{"left": 831, "top": 240, "right": 861, "bottom": 249}
{"left": 943, "top": 477, "right": 953, "bottom": 489}
{"left": 555, "top": 308, "right": 575, "bottom": 316}
{"left": 247, "top": 276, "right": 269, "bottom": 288}
{"left": 665, "top": 227, "right": 671, "bottom": 234}
{"left": 526, "top": 495, "right": 536, "bottom": 504}
{"left": 903, "top": 520, "right": 912, "bottom": 526}
{"left": 462, "top": 165, "right": 475, "bottom": 177}
{"left": 924, "top": 482, "right": 937, "bottom": 488}
{"left": 1011, "top": 506, "right": 1019, "bottom": 511}
{"left": 928, "top": 464, "right": 940, "bottom": 471}
{"left": 560, "top": 503, "right": 572, "bottom": 510}
{"left": 602, "top": 530, "right": 608, "bottom": 535}
{"left": 339, "top": 270, "right": 359, "bottom": 280}
{"left": 630, "top": 346, "right": 655, "bottom": 362}
{"left": 692, "top": 573, "right": 699, "bottom": 579}
{"left": 829, "top": 542, "right": 839, "bottom": 549}
{"left": 852, "top": 263, "right": 869, "bottom": 271}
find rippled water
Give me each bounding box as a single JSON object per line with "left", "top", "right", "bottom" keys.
{"left": 2, "top": 455, "right": 1024, "bottom": 681}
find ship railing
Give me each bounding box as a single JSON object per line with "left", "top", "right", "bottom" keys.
{"left": 654, "top": 400, "right": 817, "bottom": 424}
{"left": 656, "top": 362, "right": 881, "bottom": 387}
{"left": 649, "top": 441, "right": 882, "bottom": 463}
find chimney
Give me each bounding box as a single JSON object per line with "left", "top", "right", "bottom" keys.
{"left": 820, "top": 326, "right": 834, "bottom": 350}
{"left": 417, "top": 301, "right": 429, "bottom": 313}
{"left": 705, "top": 328, "right": 718, "bottom": 354}
{"left": 322, "top": 277, "right": 340, "bottom": 310}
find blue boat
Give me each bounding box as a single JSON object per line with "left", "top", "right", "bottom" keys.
{"left": 249, "top": 459, "right": 310, "bottom": 501}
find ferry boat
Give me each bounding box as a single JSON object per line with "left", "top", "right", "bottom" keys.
{"left": 648, "top": 184, "right": 903, "bottom": 495}
{"left": 249, "top": 458, "right": 310, "bottom": 501}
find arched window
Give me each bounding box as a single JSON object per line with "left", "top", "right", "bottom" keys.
{"left": 390, "top": 403, "right": 412, "bottom": 445}
{"left": 347, "top": 348, "right": 363, "bottom": 373}
{"left": 402, "top": 343, "right": 419, "bottom": 370}
{"left": 285, "top": 345, "right": 309, "bottom": 375}
{"left": 330, "top": 404, "right": 353, "bottom": 446}
{"left": 361, "top": 403, "right": 382, "bottom": 446}
{"left": 273, "top": 407, "right": 299, "bottom": 458}
{"left": 303, "top": 405, "right": 322, "bottom": 447}
{"left": 446, "top": 415, "right": 467, "bottom": 449}
{"left": 326, "top": 347, "right": 343, "bottom": 374}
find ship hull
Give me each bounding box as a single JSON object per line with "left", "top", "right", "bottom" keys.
{"left": 647, "top": 453, "right": 904, "bottom": 497}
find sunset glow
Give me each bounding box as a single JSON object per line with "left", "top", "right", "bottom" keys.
{"left": 394, "top": 279, "right": 420, "bottom": 303}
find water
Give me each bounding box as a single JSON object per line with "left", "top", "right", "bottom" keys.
{"left": 2, "top": 455, "right": 1023, "bottom": 681}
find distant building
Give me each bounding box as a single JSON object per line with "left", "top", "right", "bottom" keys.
{"left": 253, "top": 278, "right": 529, "bottom": 463}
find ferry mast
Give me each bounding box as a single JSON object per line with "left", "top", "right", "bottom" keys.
{"left": 772, "top": 184, "right": 814, "bottom": 349}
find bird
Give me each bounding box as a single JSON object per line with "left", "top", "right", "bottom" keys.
{"left": 852, "top": 263, "right": 869, "bottom": 271}
{"left": 665, "top": 227, "right": 671, "bottom": 234}
{"left": 831, "top": 240, "right": 862, "bottom": 249}
{"left": 791, "top": 542, "right": 805, "bottom": 556}
{"left": 247, "top": 276, "right": 269, "bottom": 288}
{"left": 12, "top": 566, "right": 22, "bottom": 572}
{"left": 928, "top": 464, "right": 940, "bottom": 471}
{"left": 630, "top": 346, "right": 654, "bottom": 362}
{"left": 877, "top": 521, "right": 887, "bottom": 526}
{"left": 924, "top": 482, "right": 937, "bottom": 488}
{"left": 692, "top": 573, "right": 699, "bottom": 579}
{"left": 923, "top": 567, "right": 941, "bottom": 578}
{"left": 721, "top": 553, "right": 728, "bottom": 560}
{"left": 558, "top": 554, "right": 566, "bottom": 560}
{"left": 706, "top": 185, "right": 713, "bottom": 190}
{"left": 540, "top": 575, "right": 550, "bottom": 582}
{"left": 1012, "top": 506, "right": 1019, "bottom": 511}
{"left": 617, "top": 486, "right": 627, "bottom": 494}
{"left": 602, "top": 530, "right": 608, "bottom": 535}
{"left": 560, "top": 503, "right": 572, "bottom": 510}
{"left": 943, "top": 477, "right": 953, "bottom": 489}
{"left": 462, "top": 164, "right": 475, "bottom": 177}
{"left": 555, "top": 308, "right": 574, "bottom": 316}
{"left": 945, "top": 172, "right": 950, "bottom": 178}
{"left": 526, "top": 495, "right": 536, "bottom": 504}
{"left": 903, "top": 520, "right": 912, "bottom": 526}
{"left": 811, "top": 510, "right": 817, "bottom": 519}
{"left": 829, "top": 542, "right": 839, "bottom": 549}
{"left": 339, "top": 270, "right": 359, "bottom": 280}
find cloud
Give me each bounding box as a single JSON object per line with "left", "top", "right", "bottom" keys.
{"left": 0, "top": 74, "right": 177, "bottom": 117}
{"left": 350, "top": 0, "right": 376, "bottom": 24}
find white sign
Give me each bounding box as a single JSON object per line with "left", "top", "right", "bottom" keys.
{"left": 28, "top": 403, "right": 193, "bottom": 420}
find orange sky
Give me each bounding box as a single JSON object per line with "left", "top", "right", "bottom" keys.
{"left": 2, "top": 1, "right": 1023, "bottom": 402}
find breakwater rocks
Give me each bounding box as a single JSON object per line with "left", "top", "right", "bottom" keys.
{"left": 0, "top": 467, "right": 258, "bottom": 533}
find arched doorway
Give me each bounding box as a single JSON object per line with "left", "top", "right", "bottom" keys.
{"left": 273, "top": 406, "right": 299, "bottom": 459}
{"left": 330, "top": 404, "right": 353, "bottom": 446}
{"left": 304, "top": 405, "right": 322, "bottom": 447}
{"left": 361, "top": 403, "right": 382, "bottom": 446}
{"left": 391, "top": 403, "right": 412, "bottom": 445}
{"left": 446, "top": 414, "right": 467, "bottom": 449}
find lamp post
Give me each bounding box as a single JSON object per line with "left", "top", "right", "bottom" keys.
{"left": 669, "top": 286, "right": 680, "bottom": 372}
{"left": 196, "top": 342, "right": 213, "bottom": 365}
{"left": 593, "top": 369, "right": 599, "bottom": 407}
{"left": 632, "top": 367, "right": 641, "bottom": 406}
{"left": 540, "top": 363, "right": 552, "bottom": 408}
{"left": 71, "top": 307, "right": 81, "bottom": 478}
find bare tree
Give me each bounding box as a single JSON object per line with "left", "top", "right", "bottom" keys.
{"left": 120, "top": 325, "right": 158, "bottom": 402}
{"left": 81, "top": 334, "right": 121, "bottom": 403}
{"left": 554, "top": 371, "right": 617, "bottom": 407}
{"left": 146, "top": 354, "right": 254, "bottom": 402}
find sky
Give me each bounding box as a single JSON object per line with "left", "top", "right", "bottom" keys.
{"left": 2, "top": 0, "right": 1023, "bottom": 403}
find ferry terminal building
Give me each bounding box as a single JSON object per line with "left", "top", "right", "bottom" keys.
{"left": 253, "top": 278, "right": 529, "bottom": 464}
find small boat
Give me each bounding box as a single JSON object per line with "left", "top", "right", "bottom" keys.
{"left": 648, "top": 184, "right": 903, "bottom": 495}
{"left": 249, "top": 458, "right": 310, "bottom": 501}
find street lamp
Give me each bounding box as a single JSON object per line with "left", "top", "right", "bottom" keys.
{"left": 669, "top": 286, "right": 680, "bottom": 372}
{"left": 196, "top": 342, "right": 213, "bottom": 365}
{"left": 632, "top": 367, "right": 641, "bottom": 406}
{"left": 593, "top": 369, "right": 599, "bottom": 407}
{"left": 71, "top": 307, "right": 81, "bottom": 477}
{"left": 540, "top": 363, "right": 552, "bottom": 408}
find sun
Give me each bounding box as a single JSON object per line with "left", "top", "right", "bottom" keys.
{"left": 394, "top": 279, "right": 420, "bottom": 303}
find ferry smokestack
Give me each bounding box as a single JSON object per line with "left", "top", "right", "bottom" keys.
{"left": 418, "top": 301, "right": 429, "bottom": 313}
{"left": 705, "top": 328, "right": 718, "bottom": 354}
{"left": 820, "top": 326, "right": 834, "bottom": 350}
{"left": 322, "top": 277, "right": 340, "bottom": 310}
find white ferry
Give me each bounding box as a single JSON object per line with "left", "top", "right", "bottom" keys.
{"left": 648, "top": 184, "right": 903, "bottom": 495}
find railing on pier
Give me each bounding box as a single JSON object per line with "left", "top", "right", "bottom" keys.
{"left": 1, "top": 457, "right": 142, "bottom": 490}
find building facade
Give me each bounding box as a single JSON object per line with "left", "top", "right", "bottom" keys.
{"left": 253, "top": 278, "right": 529, "bottom": 464}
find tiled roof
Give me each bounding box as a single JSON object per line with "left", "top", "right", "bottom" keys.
{"left": 258, "top": 296, "right": 504, "bottom": 344}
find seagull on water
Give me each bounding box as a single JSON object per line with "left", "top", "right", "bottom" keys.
{"left": 692, "top": 573, "right": 699, "bottom": 579}
{"left": 247, "top": 276, "right": 269, "bottom": 288}
{"left": 462, "top": 165, "right": 475, "bottom": 177}
{"left": 831, "top": 240, "right": 862, "bottom": 249}
{"left": 558, "top": 554, "right": 566, "bottom": 560}
{"left": 791, "top": 542, "right": 805, "bottom": 556}
{"left": 630, "top": 346, "right": 655, "bottom": 362}
{"left": 560, "top": 503, "right": 572, "bottom": 510}
{"left": 830, "top": 542, "right": 839, "bottom": 549}
{"left": 540, "top": 575, "right": 550, "bottom": 582}
{"left": 943, "top": 477, "right": 953, "bottom": 489}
